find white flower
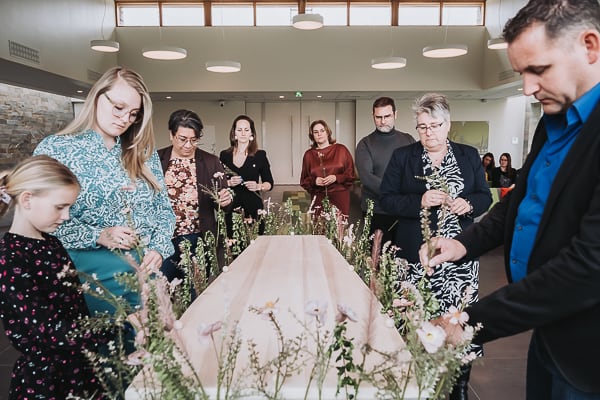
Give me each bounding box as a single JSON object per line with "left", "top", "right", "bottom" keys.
{"left": 258, "top": 299, "right": 279, "bottom": 319}
{"left": 336, "top": 304, "right": 358, "bottom": 323}
{"left": 462, "top": 324, "right": 475, "bottom": 342}
{"left": 222, "top": 266, "right": 229, "bottom": 273}
{"left": 305, "top": 299, "right": 328, "bottom": 323}
{"left": 57, "top": 264, "right": 71, "bottom": 279}
{"left": 461, "top": 352, "right": 478, "bottom": 364}
{"left": 445, "top": 306, "right": 469, "bottom": 326}
{"left": 416, "top": 321, "right": 447, "bottom": 353}
{"left": 213, "top": 171, "right": 225, "bottom": 179}
{"left": 169, "top": 278, "right": 183, "bottom": 292}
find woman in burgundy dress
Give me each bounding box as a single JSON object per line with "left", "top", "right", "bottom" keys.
{"left": 0, "top": 155, "right": 105, "bottom": 399}
{"left": 301, "top": 119, "right": 355, "bottom": 216}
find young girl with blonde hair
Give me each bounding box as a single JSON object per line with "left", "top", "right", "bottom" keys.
{"left": 0, "top": 155, "right": 105, "bottom": 399}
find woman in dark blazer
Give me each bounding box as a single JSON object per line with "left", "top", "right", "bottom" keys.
{"left": 380, "top": 93, "right": 491, "bottom": 400}
{"left": 158, "top": 109, "right": 232, "bottom": 282}
{"left": 220, "top": 115, "right": 274, "bottom": 233}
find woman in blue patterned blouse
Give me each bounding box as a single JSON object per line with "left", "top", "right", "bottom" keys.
{"left": 34, "top": 66, "right": 175, "bottom": 315}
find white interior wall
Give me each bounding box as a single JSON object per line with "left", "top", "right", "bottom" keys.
{"left": 356, "top": 96, "right": 527, "bottom": 168}
{"left": 152, "top": 95, "right": 528, "bottom": 177}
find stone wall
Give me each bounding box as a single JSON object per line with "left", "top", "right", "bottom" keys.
{"left": 0, "top": 83, "right": 74, "bottom": 228}
{"left": 0, "top": 83, "right": 74, "bottom": 170}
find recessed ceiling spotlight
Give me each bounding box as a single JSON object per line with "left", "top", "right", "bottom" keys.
{"left": 166, "top": 96, "right": 172, "bottom": 99}
{"left": 279, "top": 95, "right": 285, "bottom": 99}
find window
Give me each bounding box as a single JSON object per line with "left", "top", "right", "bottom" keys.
{"left": 256, "top": 4, "right": 297, "bottom": 26}
{"left": 118, "top": 4, "right": 160, "bottom": 26}
{"left": 398, "top": 4, "right": 440, "bottom": 26}
{"left": 442, "top": 4, "right": 483, "bottom": 26}
{"left": 349, "top": 4, "right": 390, "bottom": 26}
{"left": 116, "top": 1, "right": 485, "bottom": 27}
{"left": 306, "top": 3, "right": 347, "bottom": 26}
{"left": 212, "top": 3, "right": 254, "bottom": 26}
{"left": 163, "top": 4, "right": 205, "bottom": 26}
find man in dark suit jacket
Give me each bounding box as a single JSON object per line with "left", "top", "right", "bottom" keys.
{"left": 158, "top": 109, "right": 232, "bottom": 283}
{"left": 422, "top": 0, "right": 600, "bottom": 397}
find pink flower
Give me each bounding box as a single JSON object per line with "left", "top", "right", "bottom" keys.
{"left": 125, "top": 349, "right": 151, "bottom": 366}
{"left": 393, "top": 298, "right": 413, "bottom": 308}
{"left": 197, "top": 321, "right": 223, "bottom": 344}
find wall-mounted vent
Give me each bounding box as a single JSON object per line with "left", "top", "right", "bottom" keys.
{"left": 498, "top": 69, "right": 517, "bottom": 82}
{"left": 8, "top": 41, "right": 40, "bottom": 64}
{"left": 87, "top": 69, "right": 102, "bottom": 82}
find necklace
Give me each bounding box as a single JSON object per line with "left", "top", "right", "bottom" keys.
{"left": 429, "top": 151, "right": 446, "bottom": 164}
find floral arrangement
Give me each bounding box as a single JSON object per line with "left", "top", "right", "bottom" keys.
{"left": 68, "top": 175, "right": 480, "bottom": 400}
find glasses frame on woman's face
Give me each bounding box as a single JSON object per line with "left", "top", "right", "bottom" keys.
{"left": 175, "top": 135, "right": 199, "bottom": 146}
{"left": 103, "top": 93, "right": 141, "bottom": 124}
{"left": 415, "top": 121, "right": 444, "bottom": 134}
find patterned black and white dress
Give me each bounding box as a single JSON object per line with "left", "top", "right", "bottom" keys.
{"left": 407, "top": 144, "right": 482, "bottom": 356}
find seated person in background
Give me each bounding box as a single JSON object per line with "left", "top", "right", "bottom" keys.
{"left": 490, "top": 152, "right": 518, "bottom": 191}
{"left": 158, "top": 109, "right": 232, "bottom": 282}
{"left": 481, "top": 152, "right": 495, "bottom": 181}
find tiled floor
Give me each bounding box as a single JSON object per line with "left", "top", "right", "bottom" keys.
{"left": 0, "top": 185, "right": 529, "bottom": 399}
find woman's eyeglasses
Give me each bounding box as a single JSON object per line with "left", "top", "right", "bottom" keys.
{"left": 416, "top": 122, "right": 444, "bottom": 134}
{"left": 175, "top": 136, "right": 199, "bottom": 146}
{"left": 104, "top": 93, "right": 141, "bottom": 124}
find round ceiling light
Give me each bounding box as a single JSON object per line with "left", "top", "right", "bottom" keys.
{"left": 142, "top": 46, "right": 187, "bottom": 60}
{"left": 487, "top": 38, "right": 508, "bottom": 50}
{"left": 422, "top": 44, "right": 468, "bottom": 58}
{"left": 90, "top": 40, "right": 120, "bottom": 53}
{"left": 205, "top": 61, "right": 242, "bottom": 73}
{"left": 292, "top": 13, "right": 324, "bottom": 30}
{"left": 371, "top": 56, "right": 407, "bottom": 70}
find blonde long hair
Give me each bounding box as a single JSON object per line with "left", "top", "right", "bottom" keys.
{"left": 0, "top": 155, "right": 80, "bottom": 217}
{"left": 56, "top": 66, "right": 160, "bottom": 191}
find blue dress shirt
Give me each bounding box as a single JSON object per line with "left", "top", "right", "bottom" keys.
{"left": 510, "top": 83, "right": 600, "bottom": 281}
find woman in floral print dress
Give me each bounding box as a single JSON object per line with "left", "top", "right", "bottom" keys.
{"left": 0, "top": 155, "right": 105, "bottom": 399}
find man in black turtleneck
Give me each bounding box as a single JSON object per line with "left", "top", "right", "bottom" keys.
{"left": 356, "top": 97, "right": 415, "bottom": 245}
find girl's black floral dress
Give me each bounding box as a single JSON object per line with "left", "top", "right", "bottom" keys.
{"left": 0, "top": 232, "right": 105, "bottom": 399}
